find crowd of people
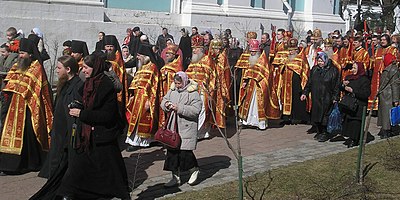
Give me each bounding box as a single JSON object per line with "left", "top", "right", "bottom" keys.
{"left": 0, "top": 24, "right": 399, "bottom": 199}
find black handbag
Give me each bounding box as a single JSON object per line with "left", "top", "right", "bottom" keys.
{"left": 338, "top": 93, "right": 358, "bottom": 113}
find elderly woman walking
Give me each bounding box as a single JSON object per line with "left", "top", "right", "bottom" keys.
{"left": 301, "top": 52, "right": 341, "bottom": 142}
{"left": 160, "top": 71, "right": 202, "bottom": 187}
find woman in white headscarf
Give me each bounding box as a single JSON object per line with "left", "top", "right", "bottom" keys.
{"left": 31, "top": 27, "right": 45, "bottom": 52}
{"left": 160, "top": 71, "right": 202, "bottom": 187}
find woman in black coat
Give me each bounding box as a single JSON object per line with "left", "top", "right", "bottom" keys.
{"left": 59, "top": 52, "right": 130, "bottom": 199}
{"left": 301, "top": 52, "right": 340, "bottom": 142}
{"left": 341, "top": 62, "right": 372, "bottom": 147}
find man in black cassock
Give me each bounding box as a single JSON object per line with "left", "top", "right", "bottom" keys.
{"left": 38, "top": 55, "right": 83, "bottom": 179}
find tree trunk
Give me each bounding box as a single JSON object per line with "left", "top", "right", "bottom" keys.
{"left": 381, "top": 0, "right": 396, "bottom": 33}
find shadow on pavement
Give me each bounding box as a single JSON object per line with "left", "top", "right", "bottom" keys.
{"left": 136, "top": 183, "right": 182, "bottom": 200}
{"left": 135, "top": 155, "right": 231, "bottom": 199}
{"left": 194, "top": 155, "right": 231, "bottom": 184}
{"left": 123, "top": 148, "right": 165, "bottom": 191}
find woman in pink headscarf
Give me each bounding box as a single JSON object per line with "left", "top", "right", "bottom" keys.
{"left": 160, "top": 71, "right": 202, "bottom": 188}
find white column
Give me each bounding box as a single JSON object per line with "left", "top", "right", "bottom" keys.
{"left": 181, "top": 0, "right": 193, "bottom": 27}
{"left": 303, "top": 0, "right": 314, "bottom": 31}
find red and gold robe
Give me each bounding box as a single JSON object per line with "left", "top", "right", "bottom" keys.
{"left": 353, "top": 47, "right": 370, "bottom": 71}
{"left": 369, "top": 46, "right": 398, "bottom": 110}
{"left": 214, "top": 49, "right": 231, "bottom": 128}
{"left": 238, "top": 51, "right": 279, "bottom": 120}
{"left": 126, "top": 62, "right": 160, "bottom": 139}
{"left": 158, "top": 56, "right": 183, "bottom": 127}
{"left": 0, "top": 60, "right": 53, "bottom": 155}
{"left": 186, "top": 54, "right": 216, "bottom": 126}
{"left": 330, "top": 49, "right": 341, "bottom": 72}
{"left": 280, "top": 53, "right": 309, "bottom": 115}
{"left": 339, "top": 46, "right": 353, "bottom": 80}
{"left": 272, "top": 48, "right": 289, "bottom": 108}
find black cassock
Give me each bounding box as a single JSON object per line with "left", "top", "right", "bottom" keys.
{"left": 39, "top": 76, "right": 83, "bottom": 178}
{"left": 303, "top": 61, "right": 340, "bottom": 125}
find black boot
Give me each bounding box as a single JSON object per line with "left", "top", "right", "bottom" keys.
{"left": 318, "top": 133, "right": 331, "bottom": 142}
{"left": 307, "top": 125, "right": 317, "bottom": 134}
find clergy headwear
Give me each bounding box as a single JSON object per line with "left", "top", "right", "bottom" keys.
{"left": 165, "top": 44, "right": 179, "bottom": 55}
{"left": 248, "top": 39, "right": 260, "bottom": 52}
{"left": 210, "top": 39, "right": 223, "bottom": 49}
{"left": 63, "top": 40, "right": 72, "bottom": 47}
{"left": 191, "top": 35, "right": 204, "bottom": 48}
{"left": 71, "top": 40, "right": 89, "bottom": 57}
{"left": 312, "top": 29, "right": 322, "bottom": 39}
{"left": 103, "top": 35, "right": 118, "bottom": 46}
{"left": 246, "top": 32, "right": 257, "bottom": 39}
{"left": 19, "top": 38, "right": 36, "bottom": 55}
{"left": 323, "top": 38, "right": 333, "bottom": 47}
{"left": 19, "top": 38, "right": 42, "bottom": 65}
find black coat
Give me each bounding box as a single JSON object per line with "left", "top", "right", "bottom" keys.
{"left": 79, "top": 75, "right": 122, "bottom": 144}
{"left": 341, "top": 76, "right": 371, "bottom": 119}
{"left": 95, "top": 40, "right": 104, "bottom": 52}
{"left": 179, "top": 35, "right": 192, "bottom": 70}
{"left": 303, "top": 62, "right": 340, "bottom": 124}
{"left": 39, "top": 76, "right": 83, "bottom": 178}
{"left": 56, "top": 75, "right": 129, "bottom": 199}
{"left": 341, "top": 76, "right": 371, "bottom": 141}
{"left": 128, "top": 33, "right": 142, "bottom": 57}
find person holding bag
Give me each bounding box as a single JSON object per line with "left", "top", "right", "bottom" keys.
{"left": 377, "top": 54, "right": 400, "bottom": 138}
{"left": 340, "top": 62, "right": 373, "bottom": 147}
{"left": 160, "top": 71, "right": 202, "bottom": 187}
{"left": 301, "top": 52, "right": 340, "bottom": 142}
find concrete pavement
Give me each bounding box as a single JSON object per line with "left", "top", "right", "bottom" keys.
{"left": 0, "top": 118, "right": 382, "bottom": 200}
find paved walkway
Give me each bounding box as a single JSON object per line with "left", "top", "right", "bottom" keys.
{"left": 0, "top": 118, "right": 382, "bottom": 200}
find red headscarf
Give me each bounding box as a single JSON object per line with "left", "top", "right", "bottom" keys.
{"left": 345, "top": 62, "right": 365, "bottom": 80}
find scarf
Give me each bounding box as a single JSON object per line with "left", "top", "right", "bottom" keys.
{"left": 176, "top": 71, "right": 189, "bottom": 92}
{"left": 345, "top": 62, "right": 366, "bottom": 80}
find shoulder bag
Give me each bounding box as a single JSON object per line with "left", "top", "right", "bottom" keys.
{"left": 154, "top": 111, "right": 181, "bottom": 149}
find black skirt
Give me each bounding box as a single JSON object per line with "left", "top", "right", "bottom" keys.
{"left": 164, "top": 149, "right": 198, "bottom": 172}
{"left": 291, "top": 73, "right": 310, "bottom": 121}
{"left": 57, "top": 141, "right": 130, "bottom": 199}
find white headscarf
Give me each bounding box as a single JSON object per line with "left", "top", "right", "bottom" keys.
{"left": 32, "top": 27, "right": 43, "bottom": 38}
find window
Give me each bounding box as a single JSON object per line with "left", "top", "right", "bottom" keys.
{"left": 217, "top": 0, "right": 223, "bottom": 6}
{"left": 333, "top": 0, "right": 340, "bottom": 14}
{"left": 107, "top": 0, "right": 171, "bottom": 12}
{"left": 251, "top": 0, "right": 265, "bottom": 9}
{"left": 284, "top": 0, "right": 304, "bottom": 12}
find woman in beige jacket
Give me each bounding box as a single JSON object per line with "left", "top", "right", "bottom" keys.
{"left": 160, "top": 71, "right": 202, "bottom": 187}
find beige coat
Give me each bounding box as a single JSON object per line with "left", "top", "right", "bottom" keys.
{"left": 161, "top": 80, "right": 202, "bottom": 150}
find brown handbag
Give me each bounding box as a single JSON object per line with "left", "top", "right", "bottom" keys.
{"left": 154, "top": 111, "right": 181, "bottom": 149}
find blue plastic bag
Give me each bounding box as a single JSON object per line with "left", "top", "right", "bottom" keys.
{"left": 327, "top": 103, "right": 342, "bottom": 134}
{"left": 390, "top": 106, "right": 400, "bottom": 126}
